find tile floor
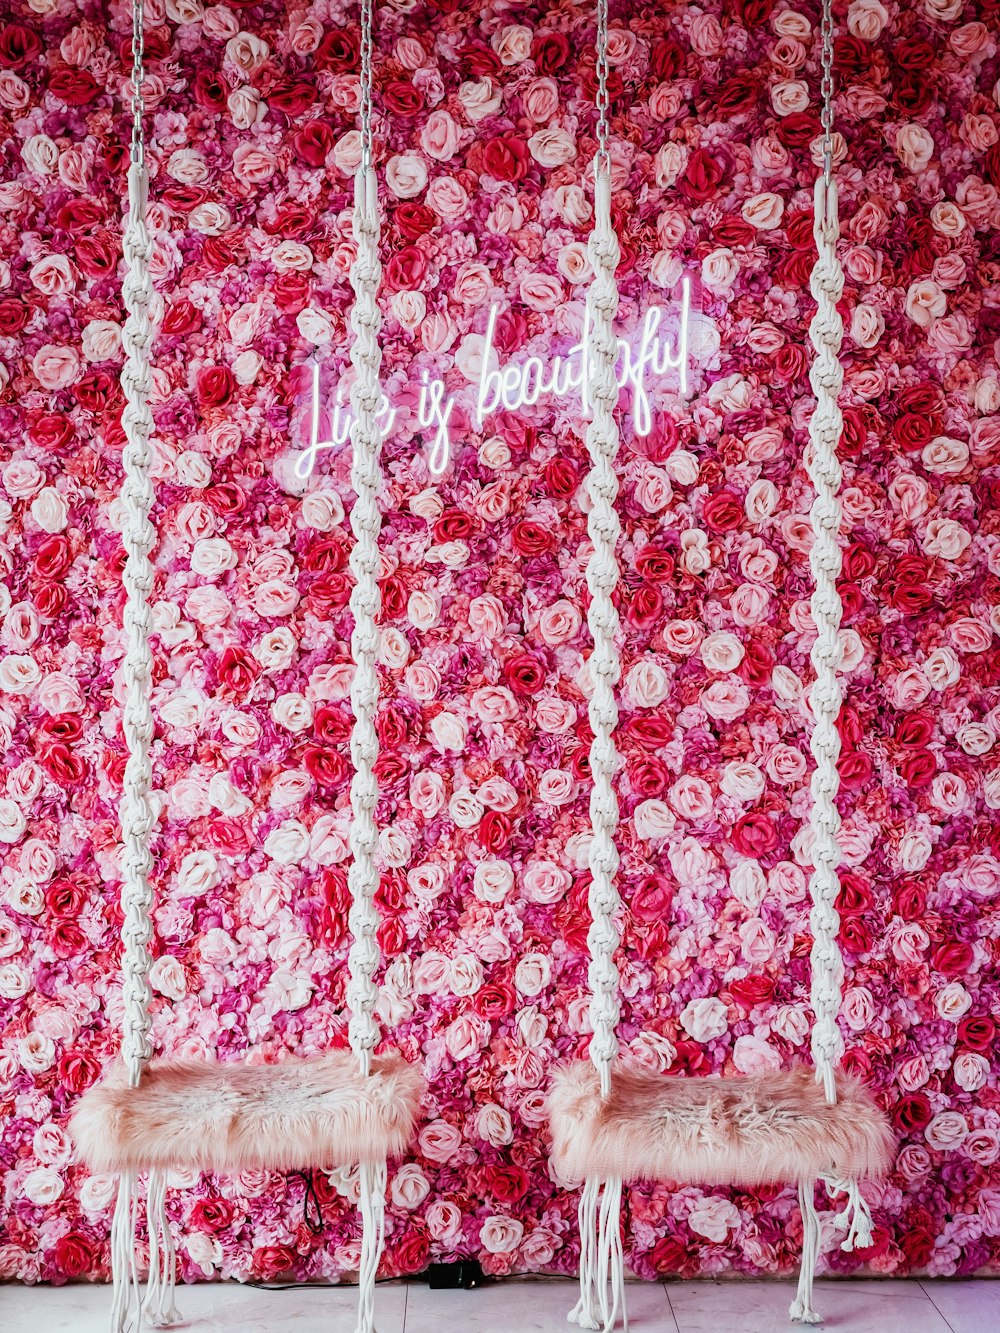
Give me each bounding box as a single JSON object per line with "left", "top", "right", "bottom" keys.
{"left": 1, "top": 1275, "right": 996, "bottom": 1332}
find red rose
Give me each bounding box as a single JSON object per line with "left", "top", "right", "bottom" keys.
{"left": 48, "top": 63, "right": 100, "bottom": 105}
{"left": 503, "top": 652, "right": 546, "bottom": 696}
{"left": 193, "top": 69, "right": 230, "bottom": 109}
{"left": 376, "top": 872, "right": 408, "bottom": 913}
{"left": 842, "top": 543, "right": 876, "bottom": 581}
{"left": 29, "top": 413, "right": 74, "bottom": 450}
{"left": 76, "top": 372, "right": 120, "bottom": 413}
{"left": 393, "top": 202, "right": 438, "bottom": 240}
{"left": 899, "top": 750, "right": 937, "bottom": 789}
{"left": 34, "top": 584, "right": 67, "bottom": 619}
{"left": 531, "top": 31, "right": 571, "bottom": 74}
{"left": 318, "top": 703, "right": 354, "bottom": 746}
{"left": 729, "top": 975, "right": 774, "bottom": 1007}
{"left": 294, "top": 123, "right": 335, "bottom": 166}
{"left": 630, "top": 872, "right": 673, "bottom": 923}
{"left": 775, "top": 112, "right": 820, "bottom": 148}
{"left": 731, "top": 812, "right": 778, "bottom": 857}
{"left": 840, "top": 915, "right": 873, "bottom": 954}
{"left": 543, "top": 456, "right": 580, "bottom": 497}
{"left": 383, "top": 80, "right": 425, "bottom": 116}
{"left": 893, "top": 413, "right": 933, "bottom": 452}
{"left": 0, "top": 299, "right": 28, "bottom": 334}
{"left": 898, "top": 382, "right": 943, "bottom": 417}
{"left": 493, "top": 309, "right": 528, "bottom": 355}
{"left": 392, "top": 1231, "right": 430, "bottom": 1274}
{"left": 380, "top": 575, "right": 406, "bottom": 619}
{"left": 713, "top": 216, "right": 755, "bottom": 247}
{"left": 304, "top": 746, "right": 348, "bottom": 790}
{"left": 321, "top": 868, "right": 350, "bottom": 945}
{"left": 893, "top": 879, "right": 926, "bottom": 921}
{"left": 838, "top": 751, "right": 873, "bottom": 790}
{"left": 303, "top": 537, "right": 345, "bottom": 572}
{"left": 33, "top": 535, "right": 73, "bottom": 581}
{"left": 701, "top": 491, "right": 742, "bottom": 532}
{"left": 316, "top": 27, "right": 358, "bottom": 70}
{"left": 217, "top": 645, "right": 260, "bottom": 698}
{"left": 738, "top": 639, "right": 774, "bottom": 687}
{"left": 893, "top": 1093, "right": 931, "bottom": 1134}
{"left": 160, "top": 185, "right": 208, "bottom": 214}
{"left": 650, "top": 40, "right": 684, "bottom": 81}
{"left": 0, "top": 24, "right": 42, "bottom": 69}
{"left": 189, "top": 1199, "right": 237, "bottom": 1231}
{"left": 432, "top": 506, "right": 477, "bottom": 543}
{"left": 52, "top": 919, "right": 87, "bottom": 957}
{"left": 206, "top": 816, "right": 251, "bottom": 856}
{"left": 474, "top": 982, "right": 516, "bottom": 1020}
{"left": 482, "top": 137, "right": 530, "bottom": 182}
{"left": 197, "top": 366, "right": 236, "bottom": 408}
{"left": 40, "top": 743, "right": 87, "bottom": 786}
{"left": 649, "top": 1235, "right": 690, "bottom": 1276}
{"left": 378, "top": 708, "right": 411, "bottom": 749}
{"left": 634, "top": 546, "right": 674, "bottom": 582}
{"left": 252, "top": 1246, "right": 299, "bottom": 1280}
{"left": 479, "top": 811, "right": 512, "bottom": 851}
{"left": 772, "top": 344, "right": 808, "bottom": 384}
{"left": 899, "top": 1224, "right": 936, "bottom": 1269}
{"left": 46, "top": 878, "right": 88, "bottom": 916}
{"left": 895, "top": 40, "right": 936, "bottom": 70}
{"left": 384, "top": 245, "right": 427, "bottom": 292}
{"left": 162, "top": 300, "right": 202, "bottom": 336}
{"left": 623, "top": 716, "right": 672, "bottom": 750}
{"left": 272, "top": 273, "right": 311, "bottom": 312}
{"left": 483, "top": 1164, "right": 529, "bottom": 1204}
{"left": 932, "top": 939, "right": 974, "bottom": 977}
{"left": 776, "top": 249, "right": 815, "bottom": 289}
{"left": 206, "top": 483, "right": 247, "bottom": 517}
{"left": 263, "top": 204, "right": 317, "bottom": 239}
{"left": 510, "top": 520, "right": 553, "bottom": 557}
{"left": 75, "top": 233, "right": 118, "bottom": 278}
{"left": 269, "top": 80, "right": 316, "bottom": 115}
{"left": 625, "top": 584, "right": 664, "bottom": 630}
{"left": 54, "top": 1232, "right": 97, "bottom": 1277}
{"left": 378, "top": 915, "right": 407, "bottom": 956}
{"left": 837, "top": 872, "right": 873, "bottom": 915}
{"left": 895, "top": 713, "right": 934, "bottom": 747}
{"left": 841, "top": 1048, "right": 872, "bottom": 1081}
{"left": 58, "top": 1050, "right": 100, "bottom": 1094}
{"left": 680, "top": 149, "right": 724, "bottom": 202}
{"left": 715, "top": 72, "right": 757, "bottom": 116}
{"left": 957, "top": 1014, "right": 995, "bottom": 1051}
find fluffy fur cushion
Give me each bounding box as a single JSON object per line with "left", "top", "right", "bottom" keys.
{"left": 547, "top": 1062, "right": 894, "bottom": 1187}
{"left": 70, "top": 1050, "right": 424, "bottom": 1174}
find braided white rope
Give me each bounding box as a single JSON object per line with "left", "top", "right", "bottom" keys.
{"left": 805, "top": 171, "right": 846, "bottom": 1108}
{"left": 119, "top": 158, "right": 157, "bottom": 1093}
{"left": 346, "top": 161, "right": 384, "bottom": 1079}
{"left": 584, "top": 164, "right": 623, "bottom": 1099}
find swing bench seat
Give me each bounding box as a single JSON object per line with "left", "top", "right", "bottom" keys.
{"left": 70, "top": 1050, "right": 424, "bottom": 1175}
{"left": 548, "top": 1062, "right": 893, "bottom": 1188}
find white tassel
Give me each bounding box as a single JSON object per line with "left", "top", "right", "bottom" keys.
{"left": 789, "top": 1180, "right": 823, "bottom": 1325}
{"left": 143, "top": 1171, "right": 180, "bottom": 1327}
{"left": 569, "top": 1178, "right": 627, "bottom": 1333}
{"left": 109, "top": 1170, "right": 142, "bottom": 1333}
{"left": 353, "top": 1159, "right": 387, "bottom": 1333}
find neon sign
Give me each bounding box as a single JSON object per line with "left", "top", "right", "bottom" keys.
{"left": 294, "top": 280, "right": 692, "bottom": 481}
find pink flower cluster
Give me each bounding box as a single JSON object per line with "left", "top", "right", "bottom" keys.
{"left": 1, "top": 0, "right": 999, "bottom": 1289}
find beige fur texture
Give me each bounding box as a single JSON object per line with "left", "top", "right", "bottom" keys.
{"left": 547, "top": 1062, "right": 894, "bottom": 1187}
{"left": 70, "top": 1050, "right": 424, "bottom": 1174}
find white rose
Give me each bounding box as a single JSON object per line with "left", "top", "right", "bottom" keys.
{"left": 680, "top": 996, "right": 729, "bottom": 1043}
{"left": 22, "top": 1167, "right": 64, "bottom": 1205}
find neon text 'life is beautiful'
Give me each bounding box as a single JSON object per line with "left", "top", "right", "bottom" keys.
{"left": 294, "top": 280, "right": 692, "bottom": 481}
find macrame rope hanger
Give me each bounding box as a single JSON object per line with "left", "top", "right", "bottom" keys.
{"left": 572, "top": 2, "right": 627, "bottom": 1326}
{"left": 74, "top": 4, "right": 424, "bottom": 1332}
{"left": 346, "top": 0, "right": 391, "bottom": 1325}
{"left": 548, "top": 0, "right": 891, "bottom": 1329}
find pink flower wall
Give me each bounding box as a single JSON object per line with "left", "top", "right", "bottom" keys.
{"left": 1, "top": 0, "right": 1000, "bottom": 1290}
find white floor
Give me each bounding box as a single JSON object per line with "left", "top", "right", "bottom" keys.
{"left": 1, "top": 1275, "right": 996, "bottom": 1332}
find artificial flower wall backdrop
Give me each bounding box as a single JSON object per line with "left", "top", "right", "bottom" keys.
{"left": 1, "top": 0, "right": 1000, "bottom": 1290}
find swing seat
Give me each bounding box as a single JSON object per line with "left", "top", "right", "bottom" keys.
{"left": 547, "top": 1062, "right": 893, "bottom": 1188}
{"left": 70, "top": 1050, "right": 424, "bottom": 1174}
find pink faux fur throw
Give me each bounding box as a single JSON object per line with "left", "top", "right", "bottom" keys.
{"left": 70, "top": 1050, "right": 424, "bottom": 1174}
{"left": 547, "top": 1062, "right": 894, "bottom": 1187}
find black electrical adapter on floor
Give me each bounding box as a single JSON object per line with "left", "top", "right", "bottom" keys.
{"left": 425, "top": 1260, "right": 488, "bottom": 1289}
